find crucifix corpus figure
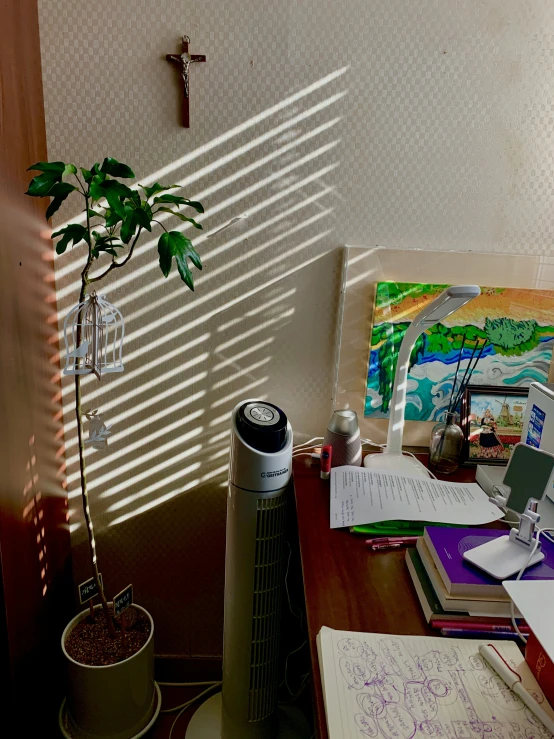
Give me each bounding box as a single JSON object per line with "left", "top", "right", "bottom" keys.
{"left": 166, "top": 35, "right": 206, "bottom": 128}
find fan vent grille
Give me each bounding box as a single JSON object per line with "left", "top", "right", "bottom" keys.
{"left": 248, "top": 494, "right": 287, "bottom": 721}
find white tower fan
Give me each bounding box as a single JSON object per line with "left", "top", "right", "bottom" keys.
{"left": 186, "top": 400, "right": 308, "bottom": 739}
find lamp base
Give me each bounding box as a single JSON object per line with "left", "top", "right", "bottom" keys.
{"left": 363, "top": 451, "right": 431, "bottom": 478}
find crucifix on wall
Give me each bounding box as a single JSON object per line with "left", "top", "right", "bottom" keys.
{"left": 166, "top": 35, "right": 206, "bottom": 128}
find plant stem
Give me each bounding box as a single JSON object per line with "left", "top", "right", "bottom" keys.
{"left": 73, "top": 198, "right": 116, "bottom": 637}
{"left": 88, "top": 227, "right": 143, "bottom": 283}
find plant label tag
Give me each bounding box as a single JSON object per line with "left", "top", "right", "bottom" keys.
{"left": 78, "top": 573, "right": 103, "bottom": 605}
{"left": 114, "top": 584, "right": 133, "bottom": 618}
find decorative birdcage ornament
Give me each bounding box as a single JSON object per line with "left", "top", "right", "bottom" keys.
{"left": 63, "top": 293, "right": 125, "bottom": 378}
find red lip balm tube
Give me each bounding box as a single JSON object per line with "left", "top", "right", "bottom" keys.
{"left": 320, "top": 445, "right": 332, "bottom": 480}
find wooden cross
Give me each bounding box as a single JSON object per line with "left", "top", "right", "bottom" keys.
{"left": 166, "top": 35, "right": 206, "bottom": 128}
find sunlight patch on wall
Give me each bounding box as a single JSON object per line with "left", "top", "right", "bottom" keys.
{"left": 54, "top": 67, "right": 343, "bottom": 537}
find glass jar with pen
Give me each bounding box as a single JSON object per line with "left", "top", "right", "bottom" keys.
{"left": 429, "top": 333, "right": 488, "bottom": 475}
{"left": 429, "top": 412, "right": 464, "bottom": 474}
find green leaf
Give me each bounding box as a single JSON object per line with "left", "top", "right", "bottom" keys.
{"left": 81, "top": 163, "right": 102, "bottom": 184}
{"left": 130, "top": 190, "right": 141, "bottom": 207}
{"left": 104, "top": 208, "right": 122, "bottom": 228}
{"left": 141, "top": 201, "right": 153, "bottom": 220}
{"left": 87, "top": 209, "right": 102, "bottom": 218}
{"left": 99, "top": 157, "right": 135, "bottom": 179}
{"left": 62, "top": 163, "right": 77, "bottom": 181}
{"left": 157, "top": 233, "right": 172, "bottom": 277}
{"left": 139, "top": 182, "right": 180, "bottom": 199}
{"left": 94, "top": 180, "right": 134, "bottom": 219}
{"left": 89, "top": 173, "right": 108, "bottom": 202}
{"left": 120, "top": 212, "right": 137, "bottom": 244}
{"left": 27, "top": 161, "right": 65, "bottom": 173}
{"left": 92, "top": 233, "right": 121, "bottom": 253}
{"left": 133, "top": 207, "right": 152, "bottom": 232}
{"left": 45, "top": 183, "right": 76, "bottom": 219}
{"left": 104, "top": 189, "right": 126, "bottom": 219}
{"left": 182, "top": 200, "right": 204, "bottom": 214}
{"left": 155, "top": 207, "right": 203, "bottom": 229}
{"left": 153, "top": 194, "right": 204, "bottom": 213}
{"left": 158, "top": 231, "right": 202, "bottom": 290}
{"left": 153, "top": 194, "right": 188, "bottom": 206}
{"left": 26, "top": 171, "right": 61, "bottom": 197}
{"left": 103, "top": 180, "right": 135, "bottom": 199}
{"left": 51, "top": 224, "right": 87, "bottom": 254}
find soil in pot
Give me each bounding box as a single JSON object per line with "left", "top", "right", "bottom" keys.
{"left": 65, "top": 606, "right": 151, "bottom": 666}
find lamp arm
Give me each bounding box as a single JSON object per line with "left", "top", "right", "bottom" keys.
{"left": 382, "top": 285, "right": 480, "bottom": 458}
{"left": 385, "top": 322, "right": 426, "bottom": 455}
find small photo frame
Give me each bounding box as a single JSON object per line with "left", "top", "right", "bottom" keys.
{"left": 460, "top": 385, "right": 529, "bottom": 466}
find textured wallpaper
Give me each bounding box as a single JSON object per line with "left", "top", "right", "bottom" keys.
{"left": 38, "top": 0, "right": 554, "bottom": 655}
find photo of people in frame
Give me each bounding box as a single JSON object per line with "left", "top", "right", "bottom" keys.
{"left": 462, "top": 386, "right": 529, "bottom": 465}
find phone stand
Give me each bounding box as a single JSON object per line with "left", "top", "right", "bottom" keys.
{"left": 463, "top": 496, "right": 545, "bottom": 579}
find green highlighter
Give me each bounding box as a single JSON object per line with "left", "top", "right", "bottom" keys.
{"left": 351, "top": 520, "right": 463, "bottom": 536}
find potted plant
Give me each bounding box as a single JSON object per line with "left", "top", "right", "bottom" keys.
{"left": 26, "top": 158, "right": 204, "bottom": 739}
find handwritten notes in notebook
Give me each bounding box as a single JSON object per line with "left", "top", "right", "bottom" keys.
{"left": 330, "top": 467, "right": 503, "bottom": 528}
{"left": 316, "top": 627, "right": 554, "bottom": 739}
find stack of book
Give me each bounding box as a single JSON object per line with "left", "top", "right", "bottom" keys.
{"left": 406, "top": 526, "right": 554, "bottom": 636}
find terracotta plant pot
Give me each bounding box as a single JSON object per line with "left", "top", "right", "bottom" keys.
{"left": 59, "top": 603, "right": 160, "bottom": 739}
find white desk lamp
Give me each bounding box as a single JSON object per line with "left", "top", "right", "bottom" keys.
{"left": 364, "top": 285, "right": 481, "bottom": 477}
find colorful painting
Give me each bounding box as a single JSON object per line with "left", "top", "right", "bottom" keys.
{"left": 461, "top": 386, "right": 529, "bottom": 465}
{"left": 365, "top": 282, "right": 554, "bottom": 421}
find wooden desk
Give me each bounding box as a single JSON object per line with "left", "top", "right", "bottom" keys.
{"left": 292, "top": 455, "right": 478, "bottom": 739}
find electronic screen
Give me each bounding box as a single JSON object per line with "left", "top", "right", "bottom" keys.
{"left": 503, "top": 442, "right": 554, "bottom": 515}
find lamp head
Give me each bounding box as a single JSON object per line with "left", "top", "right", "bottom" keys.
{"left": 415, "top": 285, "right": 481, "bottom": 329}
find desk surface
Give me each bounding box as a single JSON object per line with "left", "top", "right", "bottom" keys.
{"left": 292, "top": 456, "right": 479, "bottom": 739}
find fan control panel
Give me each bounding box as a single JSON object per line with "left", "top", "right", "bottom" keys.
{"left": 237, "top": 402, "right": 288, "bottom": 453}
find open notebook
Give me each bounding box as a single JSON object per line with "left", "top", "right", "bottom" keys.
{"left": 317, "top": 626, "right": 554, "bottom": 739}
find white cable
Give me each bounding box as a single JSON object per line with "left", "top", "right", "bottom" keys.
{"left": 280, "top": 640, "right": 307, "bottom": 696}
{"left": 285, "top": 542, "right": 303, "bottom": 621}
{"left": 510, "top": 526, "right": 554, "bottom": 643}
{"left": 161, "top": 681, "right": 222, "bottom": 714}
{"left": 279, "top": 671, "right": 311, "bottom": 705}
{"left": 399, "top": 450, "right": 438, "bottom": 479}
{"left": 361, "top": 438, "right": 385, "bottom": 448}
{"left": 292, "top": 452, "right": 319, "bottom": 459}
{"left": 293, "top": 437, "right": 323, "bottom": 451}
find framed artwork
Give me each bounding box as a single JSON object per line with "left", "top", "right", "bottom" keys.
{"left": 460, "top": 385, "right": 529, "bottom": 466}
{"left": 335, "top": 247, "right": 554, "bottom": 448}
{"left": 366, "top": 282, "right": 554, "bottom": 422}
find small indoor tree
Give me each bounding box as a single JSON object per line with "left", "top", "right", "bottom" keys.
{"left": 26, "top": 157, "right": 204, "bottom": 638}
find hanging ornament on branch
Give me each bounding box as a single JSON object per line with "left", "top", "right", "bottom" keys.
{"left": 85, "top": 409, "right": 113, "bottom": 452}
{"left": 63, "top": 293, "right": 125, "bottom": 379}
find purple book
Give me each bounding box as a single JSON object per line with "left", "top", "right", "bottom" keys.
{"left": 424, "top": 526, "right": 554, "bottom": 600}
